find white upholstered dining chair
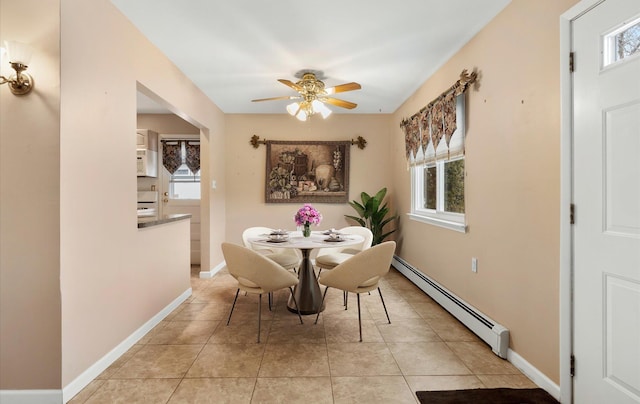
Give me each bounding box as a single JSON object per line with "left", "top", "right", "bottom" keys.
{"left": 314, "top": 241, "right": 396, "bottom": 342}
{"left": 242, "top": 226, "right": 301, "bottom": 273}
{"left": 315, "top": 226, "right": 373, "bottom": 275}
{"left": 221, "top": 242, "right": 303, "bottom": 343}
{"left": 315, "top": 226, "right": 373, "bottom": 306}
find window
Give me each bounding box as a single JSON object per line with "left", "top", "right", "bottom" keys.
{"left": 170, "top": 165, "right": 200, "bottom": 199}
{"left": 167, "top": 141, "right": 200, "bottom": 200}
{"left": 603, "top": 16, "right": 640, "bottom": 68}
{"left": 409, "top": 95, "right": 466, "bottom": 232}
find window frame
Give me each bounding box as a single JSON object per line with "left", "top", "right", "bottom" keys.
{"left": 408, "top": 94, "right": 467, "bottom": 233}
{"left": 163, "top": 138, "right": 201, "bottom": 201}
{"left": 169, "top": 164, "right": 201, "bottom": 200}
{"left": 409, "top": 157, "right": 466, "bottom": 232}
{"left": 601, "top": 15, "right": 640, "bottom": 70}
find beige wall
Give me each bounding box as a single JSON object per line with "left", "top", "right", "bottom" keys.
{"left": 137, "top": 113, "right": 200, "bottom": 135}
{"left": 224, "top": 114, "right": 394, "bottom": 244}
{"left": 390, "top": 0, "right": 578, "bottom": 383}
{"left": 59, "top": 0, "right": 226, "bottom": 386}
{"left": 0, "top": 0, "right": 62, "bottom": 390}
{"left": 1, "top": 0, "right": 227, "bottom": 391}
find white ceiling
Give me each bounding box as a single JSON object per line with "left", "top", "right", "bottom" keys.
{"left": 114, "top": 0, "right": 511, "bottom": 115}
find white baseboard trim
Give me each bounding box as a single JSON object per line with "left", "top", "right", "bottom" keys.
{"left": 0, "top": 390, "right": 63, "bottom": 404}
{"left": 507, "top": 348, "right": 560, "bottom": 400}
{"left": 61, "top": 287, "right": 192, "bottom": 403}
{"left": 200, "top": 260, "right": 225, "bottom": 279}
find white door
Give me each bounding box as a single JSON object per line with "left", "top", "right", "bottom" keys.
{"left": 160, "top": 137, "right": 202, "bottom": 266}
{"left": 573, "top": 0, "right": 640, "bottom": 402}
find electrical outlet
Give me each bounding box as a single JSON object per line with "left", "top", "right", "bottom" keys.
{"left": 471, "top": 258, "right": 478, "bottom": 273}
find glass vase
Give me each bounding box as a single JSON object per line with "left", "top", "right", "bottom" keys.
{"left": 302, "top": 223, "right": 311, "bottom": 237}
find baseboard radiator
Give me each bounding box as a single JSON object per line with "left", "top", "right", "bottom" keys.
{"left": 392, "top": 256, "right": 509, "bottom": 359}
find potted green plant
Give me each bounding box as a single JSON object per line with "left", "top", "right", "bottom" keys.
{"left": 345, "top": 187, "right": 397, "bottom": 245}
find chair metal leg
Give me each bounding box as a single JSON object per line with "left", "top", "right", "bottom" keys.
{"left": 289, "top": 287, "right": 303, "bottom": 324}
{"left": 378, "top": 287, "right": 391, "bottom": 324}
{"left": 314, "top": 286, "right": 330, "bottom": 325}
{"left": 268, "top": 292, "right": 272, "bottom": 311}
{"left": 227, "top": 288, "right": 240, "bottom": 326}
{"left": 257, "top": 293, "right": 262, "bottom": 343}
{"left": 357, "top": 293, "right": 362, "bottom": 342}
{"left": 344, "top": 291, "right": 348, "bottom": 309}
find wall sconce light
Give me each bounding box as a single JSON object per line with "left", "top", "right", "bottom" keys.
{"left": 0, "top": 41, "right": 34, "bottom": 96}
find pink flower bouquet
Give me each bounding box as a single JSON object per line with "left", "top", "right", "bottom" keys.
{"left": 294, "top": 204, "right": 322, "bottom": 226}
{"left": 294, "top": 204, "right": 322, "bottom": 237}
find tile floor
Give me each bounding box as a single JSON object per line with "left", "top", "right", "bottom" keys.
{"left": 69, "top": 265, "right": 536, "bottom": 403}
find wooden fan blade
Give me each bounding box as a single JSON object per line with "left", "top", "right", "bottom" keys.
{"left": 251, "top": 95, "right": 300, "bottom": 102}
{"left": 324, "top": 82, "right": 361, "bottom": 95}
{"left": 323, "top": 97, "right": 357, "bottom": 109}
{"left": 278, "top": 79, "right": 303, "bottom": 92}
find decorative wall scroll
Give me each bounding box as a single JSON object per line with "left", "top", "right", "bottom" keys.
{"left": 264, "top": 140, "right": 350, "bottom": 204}
{"left": 400, "top": 69, "right": 477, "bottom": 163}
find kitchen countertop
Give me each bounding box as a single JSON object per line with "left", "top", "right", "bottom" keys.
{"left": 137, "top": 213, "right": 192, "bottom": 229}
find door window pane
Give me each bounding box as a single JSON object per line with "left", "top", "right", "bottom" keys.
{"left": 604, "top": 17, "right": 640, "bottom": 67}
{"left": 614, "top": 20, "right": 640, "bottom": 61}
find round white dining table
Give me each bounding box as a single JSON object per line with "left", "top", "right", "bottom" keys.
{"left": 249, "top": 231, "right": 364, "bottom": 315}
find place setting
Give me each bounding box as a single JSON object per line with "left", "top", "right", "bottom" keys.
{"left": 264, "top": 229, "right": 290, "bottom": 243}
{"left": 322, "top": 228, "right": 353, "bottom": 243}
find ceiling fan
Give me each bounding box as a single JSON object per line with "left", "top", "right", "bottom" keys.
{"left": 252, "top": 70, "right": 361, "bottom": 121}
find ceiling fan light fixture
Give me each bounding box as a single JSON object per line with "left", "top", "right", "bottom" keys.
{"left": 312, "top": 100, "right": 332, "bottom": 119}
{"left": 286, "top": 102, "right": 300, "bottom": 116}
{"left": 295, "top": 107, "right": 308, "bottom": 121}
{"left": 252, "top": 72, "right": 359, "bottom": 121}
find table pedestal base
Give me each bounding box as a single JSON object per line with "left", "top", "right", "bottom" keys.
{"left": 288, "top": 248, "right": 324, "bottom": 315}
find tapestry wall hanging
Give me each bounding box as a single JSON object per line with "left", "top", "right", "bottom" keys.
{"left": 265, "top": 140, "right": 350, "bottom": 204}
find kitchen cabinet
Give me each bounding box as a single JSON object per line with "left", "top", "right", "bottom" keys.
{"left": 136, "top": 129, "right": 158, "bottom": 151}
{"left": 136, "top": 129, "right": 158, "bottom": 177}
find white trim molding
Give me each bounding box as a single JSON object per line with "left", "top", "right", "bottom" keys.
{"left": 0, "top": 390, "right": 62, "bottom": 404}
{"left": 508, "top": 349, "right": 561, "bottom": 401}
{"left": 560, "top": 2, "right": 606, "bottom": 404}
{"left": 408, "top": 212, "right": 467, "bottom": 233}
{"left": 200, "top": 260, "right": 225, "bottom": 279}
{"left": 61, "top": 288, "right": 192, "bottom": 402}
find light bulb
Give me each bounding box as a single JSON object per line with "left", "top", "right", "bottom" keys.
{"left": 296, "top": 109, "right": 308, "bottom": 121}
{"left": 313, "top": 100, "right": 332, "bottom": 119}
{"left": 286, "top": 102, "right": 300, "bottom": 116}
{"left": 4, "top": 41, "right": 33, "bottom": 65}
